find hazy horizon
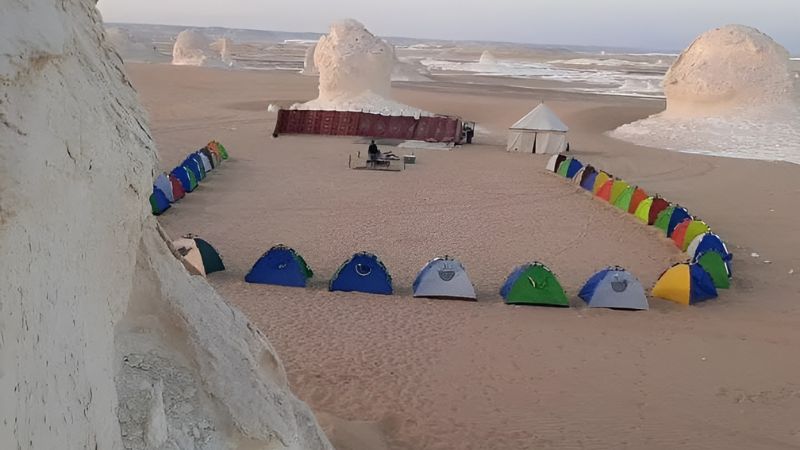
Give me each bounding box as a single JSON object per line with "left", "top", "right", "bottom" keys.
{"left": 97, "top": 1, "right": 800, "bottom": 54}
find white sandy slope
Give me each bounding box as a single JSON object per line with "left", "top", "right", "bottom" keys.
{"left": 293, "top": 19, "right": 430, "bottom": 117}
{"left": 0, "top": 1, "right": 331, "bottom": 449}
{"left": 611, "top": 24, "right": 800, "bottom": 164}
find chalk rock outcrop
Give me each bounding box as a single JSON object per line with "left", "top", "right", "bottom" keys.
{"left": 107, "top": 27, "right": 160, "bottom": 62}
{"left": 172, "top": 29, "right": 232, "bottom": 68}
{"left": 0, "top": 1, "right": 332, "bottom": 450}
{"left": 662, "top": 24, "right": 794, "bottom": 116}
{"left": 611, "top": 25, "right": 800, "bottom": 164}
{"left": 301, "top": 43, "right": 319, "bottom": 75}
{"left": 479, "top": 50, "right": 497, "bottom": 65}
{"left": 219, "top": 37, "right": 234, "bottom": 66}
{"left": 294, "top": 19, "right": 429, "bottom": 116}
{"left": 392, "top": 57, "right": 433, "bottom": 82}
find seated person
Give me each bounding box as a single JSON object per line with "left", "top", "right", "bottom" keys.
{"left": 368, "top": 140, "right": 380, "bottom": 161}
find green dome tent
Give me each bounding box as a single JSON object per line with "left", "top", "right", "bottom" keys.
{"left": 500, "top": 262, "right": 569, "bottom": 307}
{"left": 556, "top": 157, "right": 573, "bottom": 177}
{"left": 609, "top": 180, "right": 630, "bottom": 205}
{"left": 653, "top": 205, "right": 676, "bottom": 235}
{"left": 696, "top": 251, "right": 730, "bottom": 289}
{"left": 613, "top": 185, "right": 635, "bottom": 211}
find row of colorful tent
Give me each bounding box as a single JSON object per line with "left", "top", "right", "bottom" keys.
{"left": 169, "top": 236, "right": 719, "bottom": 308}
{"left": 241, "top": 245, "right": 717, "bottom": 308}
{"left": 150, "top": 141, "right": 230, "bottom": 215}
{"left": 547, "top": 154, "right": 733, "bottom": 304}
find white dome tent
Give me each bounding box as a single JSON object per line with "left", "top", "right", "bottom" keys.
{"left": 507, "top": 103, "right": 569, "bottom": 154}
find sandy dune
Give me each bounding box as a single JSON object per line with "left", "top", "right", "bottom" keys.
{"left": 129, "top": 63, "right": 800, "bottom": 450}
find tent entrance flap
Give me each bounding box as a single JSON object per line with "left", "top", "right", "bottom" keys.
{"left": 506, "top": 103, "right": 569, "bottom": 154}
{"left": 506, "top": 130, "right": 567, "bottom": 154}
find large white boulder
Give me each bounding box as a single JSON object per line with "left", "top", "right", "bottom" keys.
{"left": 611, "top": 25, "right": 800, "bottom": 164}
{"left": 294, "top": 19, "right": 428, "bottom": 116}
{"left": 172, "top": 29, "right": 226, "bottom": 67}
{"left": 0, "top": 1, "right": 332, "bottom": 449}
{"left": 315, "top": 19, "right": 395, "bottom": 102}
{"left": 479, "top": 50, "right": 497, "bottom": 65}
{"left": 663, "top": 24, "right": 794, "bottom": 116}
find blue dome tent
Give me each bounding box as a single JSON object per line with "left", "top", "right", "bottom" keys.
{"left": 329, "top": 252, "right": 393, "bottom": 295}
{"left": 245, "top": 245, "right": 313, "bottom": 287}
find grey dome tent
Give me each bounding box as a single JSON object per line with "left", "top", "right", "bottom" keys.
{"left": 578, "top": 267, "right": 648, "bottom": 310}
{"left": 412, "top": 257, "right": 477, "bottom": 300}
{"left": 507, "top": 103, "right": 568, "bottom": 154}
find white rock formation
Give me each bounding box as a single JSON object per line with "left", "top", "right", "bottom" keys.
{"left": 294, "top": 19, "right": 429, "bottom": 116}
{"left": 479, "top": 50, "right": 497, "bottom": 65}
{"left": 661, "top": 24, "right": 794, "bottom": 116}
{"left": 0, "top": 1, "right": 333, "bottom": 450}
{"left": 107, "top": 27, "right": 159, "bottom": 62}
{"left": 217, "top": 37, "right": 235, "bottom": 66}
{"left": 611, "top": 25, "right": 800, "bottom": 164}
{"left": 172, "top": 29, "right": 231, "bottom": 68}
{"left": 392, "top": 57, "right": 433, "bottom": 82}
{"left": 301, "top": 43, "right": 319, "bottom": 75}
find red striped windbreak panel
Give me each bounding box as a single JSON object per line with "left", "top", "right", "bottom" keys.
{"left": 274, "top": 109, "right": 463, "bottom": 143}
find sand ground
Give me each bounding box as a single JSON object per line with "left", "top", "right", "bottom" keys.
{"left": 128, "top": 63, "right": 800, "bottom": 450}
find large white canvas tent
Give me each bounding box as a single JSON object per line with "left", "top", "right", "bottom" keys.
{"left": 506, "top": 103, "right": 568, "bottom": 154}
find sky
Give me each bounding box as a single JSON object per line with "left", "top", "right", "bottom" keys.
{"left": 97, "top": 0, "right": 800, "bottom": 53}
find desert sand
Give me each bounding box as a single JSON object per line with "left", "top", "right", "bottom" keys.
{"left": 128, "top": 63, "right": 800, "bottom": 449}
